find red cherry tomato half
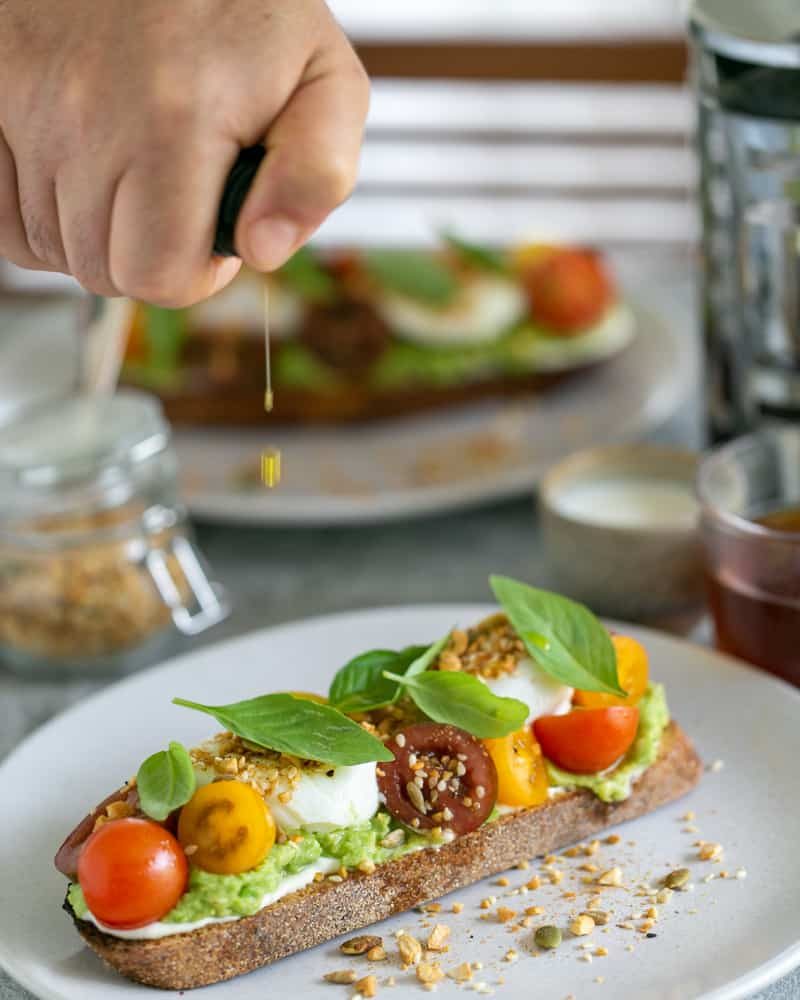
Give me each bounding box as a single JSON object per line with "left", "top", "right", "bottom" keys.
{"left": 533, "top": 707, "right": 639, "bottom": 774}
{"left": 378, "top": 723, "right": 498, "bottom": 836}
{"left": 77, "top": 818, "right": 188, "bottom": 929}
{"left": 519, "top": 248, "right": 615, "bottom": 334}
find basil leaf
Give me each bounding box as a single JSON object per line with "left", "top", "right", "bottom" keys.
{"left": 404, "top": 634, "right": 451, "bottom": 679}
{"left": 172, "top": 694, "right": 393, "bottom": 765}
{"left": 137, "top": 741, "right": 196, "bottom": 822}
{"left": 385, "top": 670, "right": 527, "bottom": 738}
{"left": 279, "top": 247, "right": 337, "bottom": 304}
{"left": 490, "top": 575, "right": 624, "bottom": 696}
{"left": 442, "top": 231, "right": 508, "bottom": 274}
{"left": 329, "top": 646, "right": 427, "bottom": 713}
{"left": 364, "top": 250, "right": 458, "bottom": 306}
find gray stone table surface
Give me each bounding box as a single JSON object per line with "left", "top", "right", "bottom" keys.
{"left": 1, "top": 389, "right": 797, "bottom": 999}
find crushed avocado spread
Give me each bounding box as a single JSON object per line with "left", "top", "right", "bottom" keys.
{"left": 545, "top": 683, "right": 670, "bottom": 803}
{"left": 69, "top": 812, "right": 426, "bottom": 925}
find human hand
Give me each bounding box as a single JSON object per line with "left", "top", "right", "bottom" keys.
{"left": 0, "top": 0, "right": 369, "bottom": 305}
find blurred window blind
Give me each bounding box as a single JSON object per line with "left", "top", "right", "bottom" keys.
{"left": 329, "top": 0, "right": 688, "bottom": 41}
{"left": 317, "top": 0, "right": 696, "bottom": 249}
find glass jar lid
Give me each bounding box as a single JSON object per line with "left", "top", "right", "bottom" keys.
{"left": 0, "top": 390, "right": 169, "bottom": 493}
{"left": 691, "top": 0, "right": 800, "bottom": 69}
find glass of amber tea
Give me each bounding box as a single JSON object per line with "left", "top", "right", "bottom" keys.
{"left": 697, "top": 427, "right": 800, "bottom": 685}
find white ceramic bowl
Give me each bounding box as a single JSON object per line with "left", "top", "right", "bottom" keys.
{"left": 540, "top": 444, "right": 704, "bottom": 624}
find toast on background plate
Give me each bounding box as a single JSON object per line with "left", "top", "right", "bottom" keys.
{"left": 121, "top": 238, "right": 636, "bottom": 426}
{"left": 56, "top": 577, "right": 701, "bottom": 990}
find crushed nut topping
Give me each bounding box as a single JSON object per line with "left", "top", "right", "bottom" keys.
{"left": 570, "top": 914, "right": 596, "bottom": 937}
{"left": 105, "top": 800, "right": 135, "bottom": 821}
{"left": 340, "top": 935, "right": 383, "bottom": 956}
{"left": 448, "top": 962, "right": 473, "bottom": 982}
{"left": 354, "top": 973, "right": 378, "bottom": 998}
{"left": 356, "top": 700, "right": 421, "bottom": 743}
{"left": 397, "top": 932, "right": 423, "bottom": 967}
{"left": 596, "top": 867, "right": 623, "bottom": 886}
{"left": 323, "top": 969, "right": 358, "bottom": 984}
{"left": 434, "top": 614, "right": 525, "bottom": 680}
{"left": 379, "top": 829, "right": 405, "bottom": 850}
{"left": 190, "top": 732, "right": 327, "bottom": 806}
{"left": 426, "top": 924, "right": 451, "bottom": 952}
{"left": 698, "top": 842, "right": 723, "bottom": 862}
{"left": 416, "top": 961, "right": 444, "bottom": 986}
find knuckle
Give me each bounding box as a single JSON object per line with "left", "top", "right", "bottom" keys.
{"left": 62, "top": 212, "right": 112, "bottom": 292}
{"left": 316, "top": 153, "right": 358, "bottom": 208}
{"left": 71, "top": 269, "right": 119, "bottom": 298}
{"left": 118, "top": 266, "right": 196, "bottom": 309}
{"left": 20, "top": 212, "right": 62, "bottom": 266}
{"left": 145, "top": 87, "right": 204, "bottom": 144}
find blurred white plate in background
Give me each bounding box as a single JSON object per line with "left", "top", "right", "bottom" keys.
{"left": 176, "top": 288, "right": 697, "bottom": 525}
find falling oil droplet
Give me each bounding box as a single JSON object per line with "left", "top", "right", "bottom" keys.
{"left": 261, "top": 448, "right": 281, "bottom": 488}
{"left": 260, "top": 282, "right": 281, "bottom": 488}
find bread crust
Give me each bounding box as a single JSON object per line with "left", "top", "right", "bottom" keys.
{"left": 67, "top": 721, "right": 701, "bottom": 990}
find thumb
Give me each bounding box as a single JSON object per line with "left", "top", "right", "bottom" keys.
{"left": 234, "top": 56, "right": 369, "bottom": 272}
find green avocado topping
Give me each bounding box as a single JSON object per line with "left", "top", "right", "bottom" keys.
{"left": 544, "top": 684, "right": 670, "bottom": 803}
{"left": 68, "top": 813, "right": 426, "bottom": 925}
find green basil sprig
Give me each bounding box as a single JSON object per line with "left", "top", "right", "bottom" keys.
{"left": 137, "top": 741, "right": 197, "bottom": 821}
{"left": 328, "top": 636, "right": 448, "bottom": 714}
{"left": 364, "top": 250, "right": 458, "bottom": 306}
{"left": 172, "top": 693, "right": 393, "bottom": 766}
{"left": 442, "top": 231, "right": 508, "bottom": 274}
{"left": 383, "top": 669, "right": 527, "bottom": 739}
{"left": 490, "top": 575, "right": 623, "bottom": 696}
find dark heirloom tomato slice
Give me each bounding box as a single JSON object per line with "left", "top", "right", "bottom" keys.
{"left": 378, "top": 723, "right": 498, "bottom": 835}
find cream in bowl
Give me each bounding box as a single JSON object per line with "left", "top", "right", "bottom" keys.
{"left": 540, "top": 445, "right": 704, "bottom": 624}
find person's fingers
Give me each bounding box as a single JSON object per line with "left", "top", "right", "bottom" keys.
{"left": 14, "top": 152, "right": 69, "bottom": 273}
{"left": 108, "top": 137, "right": 242, "bottom": 307}
{"left": 0, "top": 131, "right": 59, "bottom": 272}
{"left": 54, "top": 159, "right": 122, "bottom": 297}
{"left": 235, "top": 47, "right": 370, "bottom": 271}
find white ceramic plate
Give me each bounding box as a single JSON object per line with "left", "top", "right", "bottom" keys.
{"left": 176, "top": 295, "right": 697, "bottom": 525}
{"left": 2, "top": 605, "right": 799, "bottom": 1000}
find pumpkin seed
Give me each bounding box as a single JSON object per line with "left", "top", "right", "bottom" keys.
{"left": 534, "top": 925, "right": 562, "bottom": 950}
{"left": 663, "top": 868, "right": 691, "bottom": 890}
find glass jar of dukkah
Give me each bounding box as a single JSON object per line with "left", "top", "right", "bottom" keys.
{"left": 0, "top": 390, "right": 228, "bottom": 676}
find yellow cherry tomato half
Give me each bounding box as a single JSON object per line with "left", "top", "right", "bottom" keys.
{"left": 574, "top": 634, "right": 649, "bottom": 709}
{"left": 177, "top": 780, "right": 275, "bottom": 875}
{"left": 510, "top": 242, "right": 558, "bottom": 273}
{"left": 483, "top": 728, "right": 549, "bottom": 808}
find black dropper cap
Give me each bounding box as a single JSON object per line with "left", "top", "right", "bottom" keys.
{"left": 213, "top": 145, "right": 266, "bottom": 257}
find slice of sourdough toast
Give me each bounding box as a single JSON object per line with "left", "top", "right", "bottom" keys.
{"left": 67, "top": 721, "right": 701, "bottom": 990}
